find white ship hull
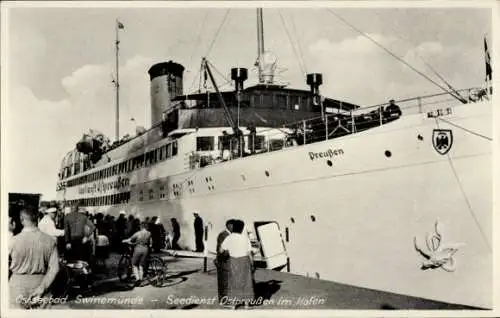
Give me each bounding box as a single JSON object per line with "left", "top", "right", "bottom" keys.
{"left": 58, "top": 100, "right": 492, "bottom": 308}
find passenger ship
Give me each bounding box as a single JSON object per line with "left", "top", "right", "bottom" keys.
{"left": 56, "top": 9, "right": 492, "bottom": 309}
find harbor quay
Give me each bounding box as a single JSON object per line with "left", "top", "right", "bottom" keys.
{"left": 44, "top": 251, "right": 476, "bottom": 310}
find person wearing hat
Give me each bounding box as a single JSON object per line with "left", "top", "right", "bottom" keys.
{"left": 193, "top": 212, "right": 204, "bottom": 252}
{"left": 39, "top": 207, "right": 64, "bottom": 239}
{"left": 384, "top": 99, "right": 402, "bottom": 120}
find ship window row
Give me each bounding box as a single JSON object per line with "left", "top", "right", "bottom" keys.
{"left": 251, "top": 93, "right": 310, "bottom": 110}
{"left": 67, "top": 191, "right": 131, "bottom": 207}
{"left": 196, "top": 135, "right": 266, "bottom": 152}
{"left": 65, "top": 141, "right": 178, "bottom": 186}
{"left": 138, "top": 186, "right": 169, "bottom": 202}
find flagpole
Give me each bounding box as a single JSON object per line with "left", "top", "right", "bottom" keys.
{"left": 115, "top": 19, "right": 120, "bottom": 142}
{"left": 484, "top": 36, "right": 492, "bottom": 96}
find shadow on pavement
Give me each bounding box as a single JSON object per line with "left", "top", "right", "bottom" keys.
{"left": 84, "top": 280, "right": 135, "bottom": 297}
{"left": 153, "top": 269, "right": 200, "bottom": 288}
{"left": 254, "top": 279, "right": 282, "bottom": 304}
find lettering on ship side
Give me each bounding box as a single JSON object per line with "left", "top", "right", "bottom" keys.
{"left": 78, "top": 176, "right": 130, "bottom": 195}
{"left": 308, "top": 148, "right": 345, "bottom": 161}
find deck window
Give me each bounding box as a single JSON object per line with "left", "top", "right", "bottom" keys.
{"left": 290, "top": 96, "right": 300, "bottom": 110}
{"left": 253, "top": 135, "right": 265, "bottom": 150}
{"left": 262, "top": 93, "right": 273, "bottom": 108}
{"left": 158, "top": 147, "right": 165, "bottom": 161}
{"left": 151, "top": 149, "right": 158, "bottom": 165}
{"left": 196, "top": 136, "right": 215, "bottom": 151}
{"left": 270, "top": 139, "right": 284, "bottom": 151}
{"left": 252, "top": 95, "right": 260, "bottom": 108}
{"left": 172, "top": 142, "right": 178, "bottom": 156}
{"left": 276, "top": 94, "right": 288, "bottom": 109}
{"left": 166, "top": 143, "right": 172, "bottom": 158}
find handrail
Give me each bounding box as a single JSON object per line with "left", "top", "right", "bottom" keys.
{"left": 188, "top": 85, "right": 492, "bottom": 169}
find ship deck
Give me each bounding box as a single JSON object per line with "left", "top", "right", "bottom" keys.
{"left": 54, "top": 251, "right": 484, "bottom": 310}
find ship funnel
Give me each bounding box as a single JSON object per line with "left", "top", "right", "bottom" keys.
{"left": 148, "top": 61, "right": 185, "bottom": 127}
{"left": 307, "top": 73, "right": 323, "bottom": 106}
{"left": 231, "top": 68, "right": 248, "bottom": 92}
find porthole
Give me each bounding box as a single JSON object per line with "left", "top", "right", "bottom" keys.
{"left": 326, "top": 160, "right": 333, "bottom": 166}
{"left": 385, "top": 150, "right": 392, "bottom": 157}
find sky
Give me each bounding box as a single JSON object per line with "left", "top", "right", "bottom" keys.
{"left": 2, "top": 2, "right": 493, "bottom": 200}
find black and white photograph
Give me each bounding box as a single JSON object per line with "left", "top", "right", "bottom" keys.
{"left": 1, "top": 0, "right": 497, "bottom": 315}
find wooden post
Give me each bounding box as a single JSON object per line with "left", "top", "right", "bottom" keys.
{"left": 303, "top": 120, "right": 306, "bottom": 145}
{"left": 325, "top": 113, "right": 328, "bottom": 141}
{"left": 203, "top": 225, "right": 208, "bottom": 272}
{"left": 351, "top": 111, "right": 356, "bottom": 133}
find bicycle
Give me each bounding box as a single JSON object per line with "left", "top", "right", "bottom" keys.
{"left": 51, "top": 258, "right": 93, "bottom": 299}
{"left": 117, "top": 242, "right": 166, "bottom": 287}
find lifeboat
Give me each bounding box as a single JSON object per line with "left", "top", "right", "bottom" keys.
{"left": 76, "top": 134, "right": 95, "bottom": 154}
{"left": 76, "top": 129, "right": 110, "bottom": 155}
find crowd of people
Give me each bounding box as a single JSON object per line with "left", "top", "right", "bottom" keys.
{"left": 49, "top": 206, "right": 169, "bottom": 260}
{"left": 8, "top": 204, "right": 170, "bottom": 308}
{"left": 9, "top": 204, "right": 258, "bottom": 310}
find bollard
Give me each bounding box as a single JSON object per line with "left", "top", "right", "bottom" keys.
{"left": 203, "top": 225, "right": 208, "bottom": 272}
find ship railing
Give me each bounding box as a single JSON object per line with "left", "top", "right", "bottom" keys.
{"left": 278, "top": 86, "right": 491, "bottom": 144}
{"left": 187, "top": 86, "right": 491, "bottom": 169}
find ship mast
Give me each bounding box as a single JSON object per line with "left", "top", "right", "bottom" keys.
{"left": 256, "top": 8, "right": 265, "bottom": 83}
{"left": 114, "top": 20, "right": 124, "bottom": 142}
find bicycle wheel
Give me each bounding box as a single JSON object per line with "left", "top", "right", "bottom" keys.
{"left": 117, "top": 255, "right": 132, "bottom": 282}
{"left": 148, "top": 256, "right": 165, "bottom": 287}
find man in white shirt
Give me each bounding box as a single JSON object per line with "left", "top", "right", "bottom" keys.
{"left": 38, "top": 207, "right": 64, "bottom": 239}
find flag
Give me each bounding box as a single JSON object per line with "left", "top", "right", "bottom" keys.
{"left": 484, "top": 37, "right": 492, "bottom": 81}
{"left": 117, "top": 20, "right": 125, "bottom": 29}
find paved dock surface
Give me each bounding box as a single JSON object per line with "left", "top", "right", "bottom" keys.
{"left": 52, "top": 252, "right": 481, "bottom": 310}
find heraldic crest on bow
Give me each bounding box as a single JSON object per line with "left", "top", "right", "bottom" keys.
{"left": 432, "top": 129, "right": 453, "bottom": 155}
{"left": 413, "top": 220, "right": 464, "bottom": 272}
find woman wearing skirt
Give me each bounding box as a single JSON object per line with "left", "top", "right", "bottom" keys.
{"left": 220, "top": 219, "right": 254, "bottom": 309}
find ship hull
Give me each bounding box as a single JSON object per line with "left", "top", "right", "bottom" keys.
{"left": 58, "top": 101, "right": 492, "bottom": 308}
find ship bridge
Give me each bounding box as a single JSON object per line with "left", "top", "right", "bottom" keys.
{"left": 166, "top": 84, "right": 360, "bottom": 134}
